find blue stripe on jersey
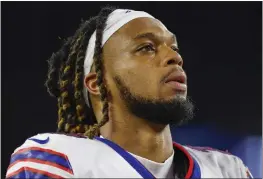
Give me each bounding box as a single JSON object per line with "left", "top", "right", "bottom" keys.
{"left": 7, "top": 171, "right": 26, "bottom": 179}
{"left": 10, "top": 150, "right": 72, "bottom": 172}
{"left": 8, "top": 170, "right": 50, "bottom": 179}
{"left": 95, "top": 137, "right": 155, "bottom": 179}
{"left": 8, "top": 171, "right": 26, "bottom": 179}
{"left": 191, "top": 157, "right": 201, "bottom": 178}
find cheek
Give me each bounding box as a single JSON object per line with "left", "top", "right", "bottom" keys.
{"left": 104, "top": 48, "right": 161, "bottom": 98}
{"left": 121, "top": 68, "right": 161, "bottom": 98}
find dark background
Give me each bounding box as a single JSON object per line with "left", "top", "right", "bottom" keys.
{"left": 2, "top": 1, "right": 262, "bottom": 176}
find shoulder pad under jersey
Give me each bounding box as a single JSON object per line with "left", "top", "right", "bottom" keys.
{"left": 184, "top": 145, "right": 253, "bottom": 178}
{"left": 6, "top": 133, "right": 104, "bottom": 178}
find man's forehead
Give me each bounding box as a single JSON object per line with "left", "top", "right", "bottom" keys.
{"left": 133, "top": 32, "right": 177, "bottom": 43}
{"left": 115, "top": 17, "right": 177, "bottom": 43}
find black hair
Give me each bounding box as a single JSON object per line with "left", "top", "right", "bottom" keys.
{"left": 45, "top": 6, "right": 116, "bottom": 138}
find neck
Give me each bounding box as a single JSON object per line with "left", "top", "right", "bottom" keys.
{"left": 100, "top": 103, "right": 174, "bottom": 163}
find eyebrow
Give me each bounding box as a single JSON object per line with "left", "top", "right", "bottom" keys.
{"left": 133, "top": 32, "right": 177, "bottom": 44}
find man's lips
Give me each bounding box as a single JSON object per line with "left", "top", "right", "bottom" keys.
{"left": 164, "top": 72, "right": 187, "bottom": 91}
{"left": 166, "top": 81, "right": 187, "bottom": 91}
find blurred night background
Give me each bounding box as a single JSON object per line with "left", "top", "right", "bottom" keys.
{"left": 2, "top": 1, "right": 262, "bottom": 178}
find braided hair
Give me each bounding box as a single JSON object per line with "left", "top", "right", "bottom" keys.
{"left": 45, "top": 6, "right": 116, "bottom": 139}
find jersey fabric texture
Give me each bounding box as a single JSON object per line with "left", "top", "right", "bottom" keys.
{"left": 6, "top": 133, "right": 252, "bottom": 178}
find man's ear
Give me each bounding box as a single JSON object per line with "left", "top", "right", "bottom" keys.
{"left": 84, "top": 72, "right": 100, "bottom": 96}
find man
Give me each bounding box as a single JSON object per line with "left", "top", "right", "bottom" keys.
{"left": 6, "top": 7, "right": 252, "bottom": 178}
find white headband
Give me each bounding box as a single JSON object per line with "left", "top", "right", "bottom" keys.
{"left": 83, "top": 9, "right": 156, "bottom": 106}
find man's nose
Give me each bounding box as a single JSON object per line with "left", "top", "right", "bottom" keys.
{"left": 161, "top": 45, "right": 183, "bottom": 67}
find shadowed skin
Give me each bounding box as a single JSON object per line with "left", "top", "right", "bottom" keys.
{"left": 85, "top": 17, "right": 191, "bottom": 163}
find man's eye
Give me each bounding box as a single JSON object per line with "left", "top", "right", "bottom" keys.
{"left": 171, "top": 46, "right": 180, "bottom": 52}
{"left": 138, "top": 44, "right": 155, "bottom": 52}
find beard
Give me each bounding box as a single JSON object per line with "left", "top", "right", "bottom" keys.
{"left": 113, "top": 75, "right": 195, "bottom": 127}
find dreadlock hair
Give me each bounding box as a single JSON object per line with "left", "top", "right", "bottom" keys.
{"left": 45, "top": 6, "right": 116, "bottom": 139}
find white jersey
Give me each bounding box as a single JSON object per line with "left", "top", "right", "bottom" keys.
{"left": 6, "top": 133, "right": 253, "bottom": 178}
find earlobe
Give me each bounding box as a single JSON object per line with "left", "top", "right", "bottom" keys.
{"left": 84, "top": 73, "right": 100, "bottom": 96}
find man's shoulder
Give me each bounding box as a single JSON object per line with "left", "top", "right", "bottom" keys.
{"left": 6, "top": 133, "right": 106, "bottom": 178}
{"left": 184, "top": 145, "right": 236, "bottom": 162}
{"left": 12, "top": 132, "right": 108, "bottom": 156}
{"left": 183, "top": 145, "right": 251, "bottom": 178}
{"left": 14, "top": 133, "right": 90, "bottom": 150}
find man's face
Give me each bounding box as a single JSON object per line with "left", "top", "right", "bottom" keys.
{"left": 101, "top": 17, "right": 194, "bottom": 125}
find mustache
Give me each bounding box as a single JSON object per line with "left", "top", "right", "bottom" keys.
{"left": 160, "top": 67, "right": 186, "bottom": 83}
